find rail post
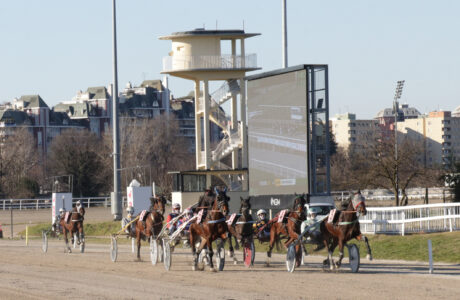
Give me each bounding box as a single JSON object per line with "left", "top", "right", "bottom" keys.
{"left": 10, "top": 199, "right": 13, "bottom": 239}
{"left": 449, "top": 208, "right": 453, "bottom": 232}
{"left": 3, "top": 200, "right": 5, "bottom": 211}
{"left": 428, "top": 239, "right": 433, "bottom": 274}
{"left": 401, "top": 211, "right": 405, "bottom": 236}
{"left": 19, "top": 200, "right": 22, "bottom": 210}
{"left": 88, "top": 198, "right": 91, "bottom": 208}
{"left": 36, "top": 199, "right": 39, "bottom": 210}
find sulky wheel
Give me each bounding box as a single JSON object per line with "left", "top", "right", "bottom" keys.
{"left": 163, "top": 239, "right": 171, "bottom": 271}
{"left": 215, "top": 240, "right": 226, "bottom": 271}
{"left": 243, "top": 239, "right": 255, "bottom": 268}
{"left": 42, "top": 231, "right": 48, "bottom": 253}
{"left": 150, "top": 238, "right": 158, "bottom": 265}
{"left": 348, "top": 244, "right": 360, "bottom": 273}
{"left": 286, "top": 244, "right": 296, "bottom": 273}
{"left": 110, "top": 237, "right": 118, "bottom": 262}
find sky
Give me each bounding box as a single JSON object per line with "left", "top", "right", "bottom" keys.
{"left": 1, "top": 0, "right": 460, "bottom": 119}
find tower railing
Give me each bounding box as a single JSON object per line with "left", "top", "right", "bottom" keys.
{"left": 162, "top": 54, "right": 257, "bottom": 72}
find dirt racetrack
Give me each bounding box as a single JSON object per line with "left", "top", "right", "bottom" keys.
{"left": 1, "top": 239, "right": 459, "bottom": 299}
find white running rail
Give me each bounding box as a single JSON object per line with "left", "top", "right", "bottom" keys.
{"left": 360, "top": 203, "right": 460, "bottom": 236}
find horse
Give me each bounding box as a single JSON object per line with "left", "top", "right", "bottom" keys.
{"left": 189, "top": 187, "right": 230, "bottom": 272}
{"left": 262, "top": 194, "right": 307, "bottom": 267}
{"left": 227, "top": 197, "right": 254, "bottom": 265}
{"left": 133, "top": 197, "right": 166, "bottom": 261}
{"left": 59, "top": 203, "right": 85, "bottom": 253}
{"left": 319, "top": 192, "right": 373, "bottom": 270}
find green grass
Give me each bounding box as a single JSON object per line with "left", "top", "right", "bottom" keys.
{"left": 21, "top": 222, "right": 460, "bottom": 263}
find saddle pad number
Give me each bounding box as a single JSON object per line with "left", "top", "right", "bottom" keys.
{"left": 139, "top": 210, "right": 147, "bottom": 221}
{"left": 227, "top": 213, "right": 237, "bottom": 225}
{"left": 197, "top": 209, "right": 204, "bottom": 224}
{"left": 278, "top": 209, "right": 287, "bottom": 223}
{"left": 64, "top": 212, "right": 70, "bottom": 223}
{"left": 328, "top": 209, "right": 336, "bottom": 223}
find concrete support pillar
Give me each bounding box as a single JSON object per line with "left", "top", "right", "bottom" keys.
{"left": 240, "top": 77, "right": 248, "bottom": 169}
{"left": 194, "top": 80, "right": 202, "bottom": 168}
{"left": 203, "top": 79, "right": 211, "bottom": 169}
{"left": 231, "top": 90, "right": 238, "bottom": 169}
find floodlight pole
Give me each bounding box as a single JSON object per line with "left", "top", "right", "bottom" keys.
{"left": 282, "top": 0, "right": 288, "bottom": 68}
{"left": 111, "top": 0, "right": 122, "bottom": 220}
{"left": 394, "top": 80, "right": 405, "bottom": 206}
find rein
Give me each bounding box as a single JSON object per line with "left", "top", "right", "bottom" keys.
{"left": 206, "top": 217, "right": 226, "bottom": 224}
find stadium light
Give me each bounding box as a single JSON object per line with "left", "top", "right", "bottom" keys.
{"left": 393, "top": 80, "right": 405, "bottom": 205}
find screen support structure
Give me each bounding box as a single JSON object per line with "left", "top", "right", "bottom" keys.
{"left": 307, "top": 66, "right": 330, "bottom": 195}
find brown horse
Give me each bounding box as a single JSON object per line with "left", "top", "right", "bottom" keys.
{"left": 189, "top": 188, "right": 230, "bottom": 272}
{"left": 134, "top": 197, "right": 166, "bottom": 260}
{"left": 263, "top": 194, "right": 307, "bottom": 267}
{"left": 59, "top": 204, "right": 85, "bottom": 253}
{"left": 320, "top": 192, "right": 373, "bottom": 270}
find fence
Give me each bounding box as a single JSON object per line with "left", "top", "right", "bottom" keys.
{"left": 359, "top": 203, "right": 460, "bottom": 236}
{"left": 0, "top": 197, "right": 114, "bottom": 210}
{"left": 331, "top": 188, "right": 454, "bottom": 202}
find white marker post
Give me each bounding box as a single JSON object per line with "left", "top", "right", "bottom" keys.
{"left": 428, "top": 239, "right": 433, "bottom": 274}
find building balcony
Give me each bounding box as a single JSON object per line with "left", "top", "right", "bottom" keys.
{"left": 162, "top": 54, "right": 258, "bottom": 73}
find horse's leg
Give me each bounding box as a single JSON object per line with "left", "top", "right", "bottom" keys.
{"left": 207, "top": 239, "right": 215, "bottom": 272}
{"left": 266, "top": 227, "right": 276, "bottom": 267}
{"left": 328, "top": 239, "right": 338, "bottom": 270}
{"left": 336, "top": 239, "right": 344, "bottom": 269}
{"left": 64, "top": 227, "right": 71, "bottom": 253}
{"left": 190, "top": 228, "right": 198, "bottom": 271}
{"left": 136, "top": 229, "right": 141, "bottom": 261}
{"left": 356, "top": 234, "right": 373, "bottom": 261}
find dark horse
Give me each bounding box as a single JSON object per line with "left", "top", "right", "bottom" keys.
{"left": 229, "top": 197, "right": 254, "bottom": 265}
{"left": 134, "top": 196, "right": 166, "bottom": 261}
{"left": 59, "top": 203, "right": 85, "bottom": 253}
{"left": 263, "top": 194, "right": 307, "bottom": 267}
{"left": 189, "top": 188, "right": 230, "bottom": 272}
{"left": 320, "top": 192, "right": 373, "bottom": 270}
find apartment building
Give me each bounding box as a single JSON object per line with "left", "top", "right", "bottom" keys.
{"left": 397, "top": 111, "right": 460, "bottom": 167}
{"left": 331, "top": 113, "right": 380, "bottom": 152}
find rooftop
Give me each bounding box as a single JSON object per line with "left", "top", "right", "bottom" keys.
{"left": 159, "top": 29, "right": 260, "bottom": 40}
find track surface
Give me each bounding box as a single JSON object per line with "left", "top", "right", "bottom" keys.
{"left": 0, "top": 240, "right": 459, "bottom": 299}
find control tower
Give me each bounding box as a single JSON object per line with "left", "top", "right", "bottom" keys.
{"left": 160, "top": 29, "right": 260, "bottom": 197}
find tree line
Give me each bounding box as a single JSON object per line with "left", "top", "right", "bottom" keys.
{"left": 0, "top": 114, "right": 193, "bottom": 199}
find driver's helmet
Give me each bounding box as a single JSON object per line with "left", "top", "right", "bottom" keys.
{"left": 257, "top": 209, "right": 267, "bottom": 221}
{"left": 308, "top": 207, "right": 320, "bottom": 218}
{"left": 126, "top": 206, "right": 134, "bottom": 217}
{"left": 172, "top": 203, "right": 181, "bottom": 213}
{"left": 184, "top": 208, "right": 193, "bottom": 217}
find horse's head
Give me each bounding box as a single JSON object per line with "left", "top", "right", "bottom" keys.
{"left": 352, "top": 191, "right": 367, "bottom": 216}
{"left": 152, "top": 195, "right": 166, "bottom": 215}
{"left": 239, "top": 196, "right": 251, "bottom": 214}
{"left": 292, "top": 193, "right": 307, "bottom": 213}
{"left": 75, "top": 200, "right": 85, "bottom": 216}
{"left": 213, "top": 186, "right": 230, "bottom": 216}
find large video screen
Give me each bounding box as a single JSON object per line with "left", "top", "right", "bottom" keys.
{"left": 247, "top": 68, "right": 309, "bottom": 197}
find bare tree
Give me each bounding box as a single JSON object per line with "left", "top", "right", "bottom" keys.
{"left": 0, "top": 128, "right": 42, "bottom": 198}
{"left": 47, "top": 129, "right": 111, "bottom": 197}
{"left": 366, "top": 136, "right": 425, "bottom": 206}
{"left": 116, "top": 114, "right": 194, "bottom": 196}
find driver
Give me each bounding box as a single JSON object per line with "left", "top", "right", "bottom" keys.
{"left": 253, "top": 209, "right": 270, "bottom": 241}
{"left": 302, "top": 207, "right": 324, "bottom": 251}
{"left": 122, "top": 206, "right": 136, "bottom": 236}
{"left": 166, "top": 203, "right": 181, "bottom": 235}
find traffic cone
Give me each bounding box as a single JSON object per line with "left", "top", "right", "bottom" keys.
{"left": 0, "top": 223, "right": 3, "bottom": 238}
